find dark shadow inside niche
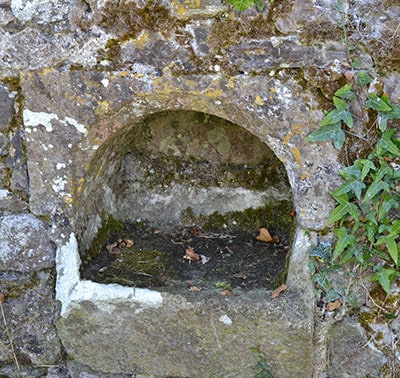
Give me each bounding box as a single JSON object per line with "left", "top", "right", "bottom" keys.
{"left": 78, "top": 110, "right": 296, "bottom": 292}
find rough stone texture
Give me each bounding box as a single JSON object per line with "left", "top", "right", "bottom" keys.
{"left": 0, "top": 213, "right": 55, "bottom": 271}
{"left": 0, "top": 84, "right": 13, "bottom": 131}
{"left": 0, "top": 270, "right": 61, "bottom": 368}
{"left": 0, "top": 0, "right": 398, "bottom": 376}
{"left": 327, "top": 317, "right": 388, "bottom": 377}
{"left": 59, "top": 292, "right": 311, "bottom": 377}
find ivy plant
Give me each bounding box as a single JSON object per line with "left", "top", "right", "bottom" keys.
{"left": 250, "top": 347, "right": 273, "bottom": 378}
{"left": 308, "top": 75, "right": 400, "bottom": 296}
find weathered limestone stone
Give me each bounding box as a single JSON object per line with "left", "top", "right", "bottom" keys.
{"left": 10, "top": 0, "right": 71, "bottom": 24}
{"left": 327, "top": 317, "right": 388, "bottom": 377}
{"left": 0, "top": 270, "right": 61, "bottom": 368}
{"left": 0, "top": 213, "right": 55, "bottom": 271}
{"left": 0, "top": 0, "right": 398, "bottom": 375}
{"left": 0, "top": 83, "right": 13, "bottom": 131}
{"left": 21, "top": 70, "right": 340, "bottom": 232}
{"left": 56, "top": 230, "right": 314, "bottom": 377}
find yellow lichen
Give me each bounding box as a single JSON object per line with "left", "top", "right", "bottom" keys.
{"left": 290, "top": 147, "right": 303, "bottom": 169}
{"left": 96, "top": 100, "right": 110, "bottom": 115}
{"left": 227, "top": 77, "right": 236, "bottom": 89}
{"left": 255, "top": 96, "right": 265, "bottom": 106}
{"left": 204, "top": 87, "right": 223, "bottom": 99}
{"left": 42, "top": 67, "right": 55, "bottom": 76}
{"left": 76, "top": 177, "right": 85, "bottom": 195}
{"left": 135, "top": 31, "right": 151, "bottom": 49}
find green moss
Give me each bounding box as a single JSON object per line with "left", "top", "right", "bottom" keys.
{"left": 101, "top": 248, "right": 167, "bottom": 287}
{"left": 183, "top": 199, "right": 295, "bottom": 236}
{"left": 0, "top": 271, "right": 41, "bottom": 299}
{"left": 83, "top": 214, "right": 124, "bottom": 264}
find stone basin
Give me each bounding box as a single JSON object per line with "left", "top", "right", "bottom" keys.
{"left": 55, "top": 110, "right": 314, "bottom": 377}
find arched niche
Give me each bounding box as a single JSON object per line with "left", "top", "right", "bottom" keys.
{"left": 74, "top": 110, "right": 296, "bottom": 292}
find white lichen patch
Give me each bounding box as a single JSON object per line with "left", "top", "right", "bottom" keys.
{"left": 23, "top": 109, "right": 88, "bottom": 136}
{"left": 52, "top": 177, "right": 67, "bottom": 193}
{"left": 219, "top": 314, "right": 232, "bottom": 325}
{"left": 101, "top": 78, "right": 109, "bottom": 88}
{"left": 56, "top": 163, "right": 66, "bottom": 170}
{"left": 23, "top": 109, "right": 57, "bottom": 132}
{"left": 64, "top": 116, "right": 88, "bottom": 136}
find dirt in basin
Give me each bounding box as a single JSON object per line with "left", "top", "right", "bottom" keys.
{"left": 81, "top": 223, "right": 291, "bottom": 293}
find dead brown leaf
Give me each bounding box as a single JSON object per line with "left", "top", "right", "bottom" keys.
{"left": 256, "top": 227, "right": 273, "bottom": 242}
{"left": 0, "top": 293, "right": 4, "bottom": 304}
{"left": 118, "top": 238, "right": 134, "bottom": 248}
{"left": 220, "top": 289, "right": 234, "bottom": 296}
{"left": 326, "top": 299, "right": 341, "bottom": 311}
{"left": 271, "top": 283, "right": 288, "bottom": 298}
{"left": 187, "top": 283, "right": 202, "bottom": 292}
{"left": 233, "top": 272, "right": 247, "bottom": 279}
{"left": 106, "top": 242, "right": 120, "bottom": 254}
{"left": 183, "top": 247, "right": 200, "bottom": 263}
{"left": 344, "top": 71, "right": 356, "bottom": 82}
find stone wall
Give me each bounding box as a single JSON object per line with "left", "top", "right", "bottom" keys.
{"left": 0, "top": 0, "right": 399, "bottom": 377}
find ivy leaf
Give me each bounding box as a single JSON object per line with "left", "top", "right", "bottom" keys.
{"left": 255, "top": 0, "right": 264, "bottom": 11}
{"left": 376, "top": 236, "right": 398, "bottom": 265}
{"left": 331, "top": 178, "right": 366, "bottom": 200}
{"left": 306, "top": 123, "right": 345, "bottom": 149}
{"left": 334, "top": 84, "right": 355, "bottom": 101}
{"left": 389, "top": 220, "right": 400, "bottom": 237}
{"left": 366, "top": 93, "right": 392, "bottom": 112}
{"left": 332, "top": 227, "right": 356, "bottom": 261}
{"left": 320, "top": 109, "right": 353, "bottom": 128}
{"left": 378, "top": 194, "right": 398, "bottom": 222}
{"left": 356, "top": 71, "right": 373, "bottom": 87}
{"left": 371, "top": 265, "right": 398, "bottom": 295}
{"left": 365, "top": 221, "right": 378, "bottom": 243}
{"left": 333, "top": 96, "right": 348, "bottom": 111}
{"left": 225, "top": 0, "right": 254, "bottom": 11}
{"left": 364, "top": 180, "right": 390, "bottom": 201}
{"left": 355, "top": 159, "right": 376, "bottom": 181}
{"left": 374, "top": 160, "right": 394, "bottom": 181}
{"left": 376, "top": 129, "right": 400, "bottom": 156}
{"left": 328, "top": 195, "right": 359, "bottom": 224}
{"left": 340, "top": 164, "right": 362, "bottom": 180}
{"left": 377, "top": 113, "right": 390, "bottom": 132}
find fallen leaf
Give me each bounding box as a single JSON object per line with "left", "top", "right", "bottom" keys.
{"left": 118, "top": 239, "right": 134, "bottom": 248}
{"left": 183, "top": 247, "right": 200, "bottom": 263}
{"left": 344, "top": 71, "right": 355, "bottom": 82}
{"left": 200, "top": 254, "right": 211, "bottom": 264}
{"left": 289, "top": 209, "right": 296, "bottom": 217}
{"left": 106, "top": 242, "right": 120, "bottom": 254}
{"left": 271, "top": 283, "right": 288, "bottom": 298}
{"left": 187, "top": 283, "right": 202, "bottom": 292}
{"left": 233, "top": 272, "right": 247, "bottom": 279}
{"left": 256, "top": 227, "right": 273, "bottom": 242}
{"left": 271, "top": 235, "right": 280, "bottom": 244}
{"left": 0, "top": 293, "right": 4, "bottom": 304}
{"left": 220, "top": 289, "right": 234, "bottom": 296}
{"left": 190, "top": 226, "right": 204, "bottom": 236}
{"left": 327, "top": 299, "right": 341, "bottom": 311}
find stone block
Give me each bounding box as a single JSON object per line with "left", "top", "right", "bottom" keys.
{"left": 56, "top": 230, "right": 314, "bottom": 377}
{"left": 0, "top": 213, "right": 55, "bottom": 271}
